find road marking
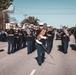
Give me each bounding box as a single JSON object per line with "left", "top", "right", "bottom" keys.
{"left": 30, "top": 69, "right": 36, "bottom": 75}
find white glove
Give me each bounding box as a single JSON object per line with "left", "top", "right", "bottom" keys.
{"left": 40, "top": 35, "right": 47, "bottom": 39}
{"left": 36, "top": 39, "right": 42, "bottom": 44}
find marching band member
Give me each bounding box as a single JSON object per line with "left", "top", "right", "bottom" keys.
{"left": 23, "top": 30, "right": 27, "bottom": 48}
{"left": 62, "top": 27, "right": 70, "bottom": 54}
{"left": 73, "top": 28, "right": 76, "bottom": 46}
{"left": 18, "top": 29, "right": 24, "bottom": 49}
{"left": 7, "top": 26, "right": 15, "bottom": 54}
{"left": 36, "top": 26, "right": 47, "bottom": 66}
{"left": 46, "top": 27, "right": 54, "bottom": 53}
{"left": 14, "top": 29, "right": 20, "bottom": 51}
{"left": 26, "top": 25, "right": 33, "bottom": 54}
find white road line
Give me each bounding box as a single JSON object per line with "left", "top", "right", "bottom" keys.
{"left": 30, "top": 69, "right": 36, "bottom": 75}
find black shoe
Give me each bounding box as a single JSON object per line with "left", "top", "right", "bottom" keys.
{"left": 38, "top": 63, "right": 41, "bottom": 66}
{"left": 64, "top": 51, "right": 68, "bottom": 54}
{"left": 42, "top": 58, "right": 45, "bottom": 63}
{"left": 11, "top": 50, "right": 14, "bottom": 53}
{"left": 11, "top": 51, "right": 14, "bottom": 53}
{"left": 27, "top": 52, "right": 30, "bottom": 54}
{"left": 7, "top": 52, "right": 11, "bottom": 54}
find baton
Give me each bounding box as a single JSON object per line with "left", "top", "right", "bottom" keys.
{"left": 41, "top": 44, "right": 54, "bottom": 60}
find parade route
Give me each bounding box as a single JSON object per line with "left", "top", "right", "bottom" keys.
{"left": 0, "top": 35, "right": 76, "bottom": 75}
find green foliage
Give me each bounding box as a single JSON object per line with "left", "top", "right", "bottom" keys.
{"left": 0, "top": 0, "right": 13, "bottom": 10}
{"left": 21, "top": 16, "right": 40, "bottom": 27}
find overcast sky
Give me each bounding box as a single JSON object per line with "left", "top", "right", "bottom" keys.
{"left": 9, "top": 0, "right": 76, "bottom": 28}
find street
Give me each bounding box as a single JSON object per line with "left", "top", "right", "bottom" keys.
{"left": 0, "top": 35, "right": 76, "bottom": 75}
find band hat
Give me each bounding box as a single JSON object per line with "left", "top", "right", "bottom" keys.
{"left": 48, "top": 27, "right": 53, "bottom": 31}
{"left": 39, "top": 22, "right": 44, "bottom": 25}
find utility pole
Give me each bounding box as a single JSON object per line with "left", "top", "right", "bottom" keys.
{"left": 23, "top": 14, "right": 27, "bottom": 19}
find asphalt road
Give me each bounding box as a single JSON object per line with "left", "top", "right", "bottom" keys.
{"left": 0, "top": 35, "right": 76, "bottom": 75}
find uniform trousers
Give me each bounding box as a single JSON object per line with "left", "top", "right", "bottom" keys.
{"left": 36, "top": 43, "right": 45, "bottom": 64}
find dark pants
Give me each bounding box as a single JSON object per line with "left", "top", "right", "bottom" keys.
{"left": 14, "top": 41, "right": 20, "bottom": 51}
{"left": 63, "top": 41, "right": 69, "bottom": 53}
{"left": 74, "top": 36, "right": 76, "bottom": 45}
{"left": 20, "top": 39, "right": 23, "bottom": 49}
{"left": 23, "top": 41, "right": 26, "bottom": 48}
{"left": 27, "top": 41, "right": 33, "bottom": 53}
{"left": 8, "top": 40, "right": 14, "bottom": 53}
{"left": 47, "top": 41, "right": 52, "bottom": 53}
{"left": 23, "top": 39, "right": 26, "bottom": 48}
{"left": 75, "top": 39, "right": 76, "bottom": 45}
{"left": 61, "top": 39, "right": 64, "bottom": 50}
{"left": 32, "top": 40, "right": 36, "bottom": 51}
{"left": 36, "top": 43, "right": 45, "bottom": 64}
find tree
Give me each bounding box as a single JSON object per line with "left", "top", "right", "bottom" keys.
{"left": 0, "top": 11, "right": 9, "bottom": 30}
{"left": 0, "top": 0, "right": 13, "bottom": 10}
{"left": 4, "top": 12, "right": 9, "bottom": 23}
{"left": 0, "top": 11, "right": 3, "bottom": 29}
{"left": 0, "top": 0, "right": 13, "bottom": 30}
{"left": 21, "top": 16, "right": 40, "bottom": 27}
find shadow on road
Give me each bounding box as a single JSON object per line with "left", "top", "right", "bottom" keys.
{"left": 35, "top": 57, "right": 38, "bottom": 64}
{"left": 0, "top": 49, "right": 4, "bottom": 52}
{"left": 57, "top": 45, "right": 64, "bottom": 53}
{"left": 35, "top": 57, "right": 55, "bottom": 65}
{"left": 70, "top": 44, "right": 76, "bottom": 51}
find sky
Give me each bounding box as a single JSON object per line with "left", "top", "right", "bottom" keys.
{"left": 8, "top": 0, "right": 76, "bottom": 28}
